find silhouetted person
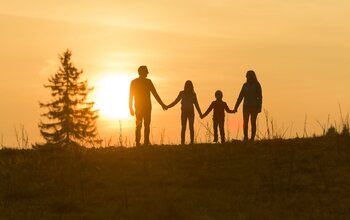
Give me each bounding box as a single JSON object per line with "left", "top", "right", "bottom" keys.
{"left": 167, "top": 80, "right": 202, "bottom": 145}
{"left": 201, "top": 90, "right": 235, "bottom": 143}
{"left": 233, "top": 70, "right": 262, "bottom": 141}
{"left": 129, "top": 66, "right": 167, "bottom": 146}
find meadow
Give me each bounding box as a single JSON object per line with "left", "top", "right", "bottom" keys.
{"left": 0, "top": 135, "right": 350, "bottom": 219}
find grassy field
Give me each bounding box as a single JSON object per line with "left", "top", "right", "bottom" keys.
{"left": 0, "top": 136, "right": 350, "bottom": 219}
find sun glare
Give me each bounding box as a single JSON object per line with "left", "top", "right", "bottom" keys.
{"left": 94, "top": 73, "right": 133, "bottom": 120}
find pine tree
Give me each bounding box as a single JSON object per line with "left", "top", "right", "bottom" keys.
{"left": 39, "top": 49, "right": 99, "bottom": 147}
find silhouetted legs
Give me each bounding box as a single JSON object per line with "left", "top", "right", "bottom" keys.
{"left": 213, "top": 120, "right": 225, "bottom": 143}
{"left": 181, "top": 112, "right": 194, "bottom": 144}
{"left": 250, "top": 112, "right": 258, "bottom": 141}
{"left": 243, "top": 106, "right": 259, "bottom": 141}
{"left": 135, "top": 109, "right": 151, "bottom": 146}
{"left": 213, "top": 121, "right": 218, "bottom": 142}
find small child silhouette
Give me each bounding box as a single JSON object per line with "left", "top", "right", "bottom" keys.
{"left": 201, "top": 90, "right": 235, "bottom": 143}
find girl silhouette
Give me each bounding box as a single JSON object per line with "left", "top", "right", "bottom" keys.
{"left": 167, "top": 80, "right": 202, "bottom": 145}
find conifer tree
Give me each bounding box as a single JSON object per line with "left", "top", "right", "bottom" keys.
{"left": 39, "top": 49, "right": 99, "bottom": 147}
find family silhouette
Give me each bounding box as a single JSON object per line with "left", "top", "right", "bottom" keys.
{"left": 129, "top": 66, "right": 263, "bottom": 146}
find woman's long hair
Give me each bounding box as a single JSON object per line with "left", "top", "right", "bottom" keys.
{"left": 184, "top": 80, "right": 194, "bottom": 94}
{"left": 246, "top": 70, "right": 258, "bottom": 83}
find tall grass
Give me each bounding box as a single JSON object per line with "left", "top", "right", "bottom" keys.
{"left": 14, "top": 124, "right": 29, "bottom": 149}
{"left": 0, "top": 133, "right": 3, "bottom": 149}
{"left": 98, "top": 108, "right": 349, "bottom": 146}
{"left": 159, "top": 128, "right": 166, "bottom": 145}
{"left": 316, "top": 105, "right": 350, "bottom": 137}
{"left": 258, "top": 108, "right": 349, "bottom": 141}
{"left": 256, "top": 109, "right": 292, "bottom": 140}
{"left": 4, "top": 105, "right": 350, "bottom": 148}
{"left": 199, "top": 120, "right": 213, "bottom": 143}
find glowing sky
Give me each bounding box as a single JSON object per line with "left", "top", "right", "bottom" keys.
{"left": 1, "top": 1, "right": 349, "bottom": 146}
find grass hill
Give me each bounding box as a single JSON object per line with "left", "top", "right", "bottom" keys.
{"left": 0, "top": 136, "right": 350, "bottom": 219}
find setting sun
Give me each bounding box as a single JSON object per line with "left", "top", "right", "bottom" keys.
{"left": 94, "top": 74, "right": 133, "bottom": 120}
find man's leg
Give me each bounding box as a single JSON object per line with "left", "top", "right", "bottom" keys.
{"left": 213, "top": 120, "right": 218, "bottom": 142}
{"left": 135, "top": 111, "right": 143, "bottom": 146}
{"left": 144, "top": 110, "right": 152, "bottom": 146}
{"left": 181, "top": 112, "right": 187, "bottom": 145}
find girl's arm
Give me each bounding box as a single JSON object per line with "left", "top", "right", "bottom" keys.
{"left": 167, "top": 92, "right": 182, "bottom": 108}
{"left": 194, "top": 94, "right": 203, "bottom": 117}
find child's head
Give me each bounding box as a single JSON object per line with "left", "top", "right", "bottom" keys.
{"left": 215, "top": 90, "right": 223, "bottom": 100}
{"left": 184, "top": 80, "right": 194, "bottom": 94}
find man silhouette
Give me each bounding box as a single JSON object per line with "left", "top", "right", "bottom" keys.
{"left": 129, "top": 66, "right": 167, "bottom": 146}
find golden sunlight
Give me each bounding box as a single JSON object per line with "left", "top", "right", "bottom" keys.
{"left": 94, "top": 73, "right": 133, "bottom": 120}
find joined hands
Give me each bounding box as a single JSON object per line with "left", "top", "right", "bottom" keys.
{"left": 162, "top": 104, "right": 168, "bottom": 111}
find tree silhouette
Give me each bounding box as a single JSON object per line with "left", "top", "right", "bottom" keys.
{"left": 39, "top": 49, "right": 100, "bottom": 147}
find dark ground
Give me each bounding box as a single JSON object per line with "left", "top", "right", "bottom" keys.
{"left": 0, "top": 136, "right": 350, "bottom": 219}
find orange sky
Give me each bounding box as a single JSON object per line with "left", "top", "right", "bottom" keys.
{"left": 1, "top": 1, "right": 349, "bottom": 146}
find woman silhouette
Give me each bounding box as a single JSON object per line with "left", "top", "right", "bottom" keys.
{"left": 233, "top": 70, "right": 262, "bottom": 141}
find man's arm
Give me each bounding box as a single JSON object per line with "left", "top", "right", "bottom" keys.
{"left": 129, "top": 82, "right": 135, "bottom": 116}
{"left": 149, "top": 81, "right": 166, "bottom": 109}
{"left": 201, "top": 103, "right": 214, "bottom": 119}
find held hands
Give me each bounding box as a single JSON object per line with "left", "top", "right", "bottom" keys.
{"left": 162, "top": 103, "right": 168, "bottom": 111}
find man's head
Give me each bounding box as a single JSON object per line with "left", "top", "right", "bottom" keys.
{"left": 138, "top": 65, "right": 149, "bottom": 78}
{"left": 215, "top": 90, "right": 223, "bottom": 100}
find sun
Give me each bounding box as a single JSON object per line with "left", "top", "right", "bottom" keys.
{"left": 94, "top": 73, "right": 133, "bottom": 120}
